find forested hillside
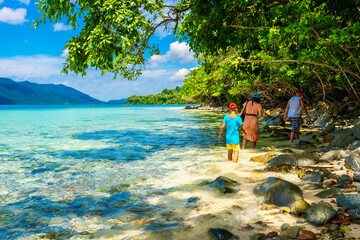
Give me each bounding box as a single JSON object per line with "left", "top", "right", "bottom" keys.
{"left": 125, "top": 87, "right": 193, "bottom": 104}
{"left": 0, "top": 78, "right": 102, "bottom": 105}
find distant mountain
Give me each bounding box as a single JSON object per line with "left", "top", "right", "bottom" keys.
{"left": 0, "top": 77, "right": 103, "bottom": 105}
{"left": 107, "top": 98, "right": 128, "bottom": 104}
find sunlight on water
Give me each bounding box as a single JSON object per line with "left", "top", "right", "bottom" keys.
{"left": 0, "top": 105, "right": 265, "bottom": 239}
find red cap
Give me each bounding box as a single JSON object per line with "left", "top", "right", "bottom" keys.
{"left": 229, "top": 103, "right": 237, "bottom": 110}
{"left": 295, "top": 89, "right": 303, "bottom": 94}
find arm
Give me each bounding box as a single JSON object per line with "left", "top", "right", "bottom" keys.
{"left": 218, "top": 123, "right": 226, "bottom": 141}
{"left": 299, "top": 98, "right": 310, "bottom": 118}
{"left": 284, "top": 100, "right": 290, "bottom": 120}
{"left": 258, "top": 105, "right": 263, "bottom": 118}
{"left": 240, "top": 125, "right": 246, "bottom": 135}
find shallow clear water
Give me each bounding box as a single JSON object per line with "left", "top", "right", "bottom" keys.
{"left": 0, "top": 105, "right": 266, "bottom": 239}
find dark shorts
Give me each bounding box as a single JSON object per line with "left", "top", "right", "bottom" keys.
{"left": 289, "top": 117, "right": 301, "bottom": 133}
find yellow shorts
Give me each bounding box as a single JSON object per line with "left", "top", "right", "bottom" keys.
{"left": 227, "top": 144, "right": 240, "bottom": 151}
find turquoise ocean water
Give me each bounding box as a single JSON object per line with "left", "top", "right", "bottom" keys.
{"left": 0, "top": 105, "right": 245, "bottom": 239}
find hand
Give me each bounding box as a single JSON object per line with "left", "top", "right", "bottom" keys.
{"left": 284, "top": 115, "right": 288, "bottom": 121}
{"left": 218, "top": 135, "right": 221, "bottom": 141}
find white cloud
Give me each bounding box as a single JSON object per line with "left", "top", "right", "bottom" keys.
{"left": 0, "top": 55, "right": 64, "bottom": 79}
{"left": 169, "top": 68, "right": 190, "bottom": 82}
{"left": 54, "top": 23, "right": 72, "bottom": 32}
{"left": 0, "top": 0, "right": 4, "bottom": 4}
{"left": 150, "top": 41, "right": 195, "bottom": 65}
{"left": 18, "top": 0, "right": 30, "bottom": 5}
{"left": 61, "top": 48, "right": 69, "bottom": 57}
{"left": 0, "top": 7, "right": 27, "bottom": 25}
{"left": 155, "top": 26, "right": 172, "bottom": 39}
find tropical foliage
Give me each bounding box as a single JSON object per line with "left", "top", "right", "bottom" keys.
{"left": 33, "top": 0, "right": 360, "bottom": 109}
{"left": 125, "top": 87, "right": 192, "bottom": 104}
{"left": 180, "top": 0, "right": 360, "bottom": 108}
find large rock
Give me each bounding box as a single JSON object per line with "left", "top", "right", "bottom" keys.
{"left": 326, "top": 134, "right": 355, "bottom": 151}
{"left": 267, "top": 153, "right": 319, "bottom": 167}
{"left": 290, "top": 199, "right": 311, "bottom": 215}
{"left": 208, "top": 228, "right": 239, "bottom": 240}
{"left": 320, "top": 123, "right": 336, "bottom": 136}
{"left": 269, "top": 108, "right": 284, "bottom": 118}
{"left": 304, "top": 202, "right": 337, "bottom": 226}
{"left": 350, "top": 140, "right": 360, "bottom": 150}
{"left": 315, "top": 188, "right": 343, "bottom": 199}
{"left": 210, "top": 176, "right": 240, "bottom": 194}
{"left": 337, "top": 174, "right": 353, "bottom": 188}
{"left": 353, "top": 124, "right": 360, "bottom": 140}
{"left": 345, "top": 151, "right": 360, "bottom": 172}
{"left": 320, "top": 150, "right": 347, "bottom": 161}
{"left": 266, "top": 117, "right": 285, "bottom": 126}
{"left": 301, "top": 172, "right": 323, "bottom": 183}
{"left": 254, "top": 177, "right": 303, "bottom": 207}
{"left": 315, "top": 112, "right": 331, "bottom": 127}
{"left": 336, "top": 194, "right": 360, "bottom": 209}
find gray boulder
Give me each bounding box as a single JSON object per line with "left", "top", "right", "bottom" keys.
{"left": 320, "top": 150, "right": 347, "bottom": 161}
{"left": 345, "top": 151, "right": 360, "bottom": 172}
{"left": 336, "top": 194, "right": 360, "bottom": 209}
{"left": 350, "top": 140, "right": 360, "bottom": 150}
{"left": 269, "top": 108, "right": 283, "bottom": 118}
{"left": 315, "top": 188, "right": 343, "bottom": 199}
{"left": 326, "top": 134, "right": 355, "bottom": 151}
{"left": 353, "top": 124, "right": 360, "bottom": 140}
{"left": 267, "top": 153, "right": 319, "bottom": 167}
{"left": 208, "top": 228, "right": 239, "bottom": 240}
{"left": 315, "top": 112, "right": 331, "bottom": 127}
{"left": 210, "top": 176, "right": 240, "bottom": 194}
{"left": 266, "top": 117, "right": 285, "bottom": 126}
{"left": 337, "top": 174, "right": 353, "bottom": 188}
{"left": 254, "top": 177, "right": 303, "bottom": 207}
{"left": 301, "top": 172, "right": 323, "bottom": 183}
{"left": 353, "top": 172, "right": 360, "bottom": 182}
{"left": 304, "top": 202, "right": 337, "bottom": 226}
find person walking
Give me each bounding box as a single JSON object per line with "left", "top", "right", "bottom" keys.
{"left": 240, "top": 93, "right": 262, "bottom": 149}
{"left": 283, "top": 89, "right": 310, "bottom": 143}
{"left": 218, "top": 103, "right": 245, "bottom": 163}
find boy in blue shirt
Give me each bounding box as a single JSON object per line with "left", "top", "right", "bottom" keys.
{"left": 218, "top": 103, "right": 245, "bottom": 163}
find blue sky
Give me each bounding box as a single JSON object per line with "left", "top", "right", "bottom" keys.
{"left": 0, "top": 0, "right": 198, "bottom": 101}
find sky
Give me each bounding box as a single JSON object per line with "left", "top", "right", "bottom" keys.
{"left": 0, "top": 0, "right": 198, "bottom": 101}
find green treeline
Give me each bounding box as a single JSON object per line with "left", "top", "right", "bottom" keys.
{"left": 125, "top": 87, "right": 193, "bottom": 104}
{"left": 34, "top": 1, "right": 360, "bottom": 111}
{"left": 179, "top": 1, "right": 360, "bottom": 109}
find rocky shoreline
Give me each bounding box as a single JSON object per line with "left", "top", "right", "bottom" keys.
{"left": 184, "top": 102, "right": 360, "bottom": 240}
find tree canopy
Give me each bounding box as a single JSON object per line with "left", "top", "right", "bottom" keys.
{"left": 33, "top": 0, "right": 360, "bottom": 107}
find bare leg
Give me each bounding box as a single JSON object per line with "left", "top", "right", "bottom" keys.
{"left": 295, "top": 132, "right": 299, "bottom": 140}
{"left": 290, "top": 132, "right": 295, "bottom": 142}
{"left": 233, "top": 151, "right": 239, "bottom": 163}
{"left": 242, "top": 138, "right": 248, "bottom": 149}
{"left": 251, "top": 141, "right": 257, "bottom": 148}
{"left": 228, "top": 149, "right": 233, "bottom": 161}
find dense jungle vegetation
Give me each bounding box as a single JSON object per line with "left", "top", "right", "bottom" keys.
{"left": 33, "top": 0, "right": 360, "bottom": 111}
{"left": 124, "top": 87, "right": 192, "bottom": 104}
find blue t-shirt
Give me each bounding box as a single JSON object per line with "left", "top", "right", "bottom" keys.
{"left": 222, "top": 115, "right": 243, "bottom": 144}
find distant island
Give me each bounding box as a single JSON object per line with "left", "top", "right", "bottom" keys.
{"left": 0, "top": 77, "right": 103, "bottom": 105}
{"left": 124, "top": 87, "right": 194, "bottom": 104}
{"left": 107, "top": 98, "right": 128, "bottom": 104}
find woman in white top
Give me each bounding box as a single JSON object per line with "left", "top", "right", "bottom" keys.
{"left": 284, "top": 89, "right": 310, "bottom": 143}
